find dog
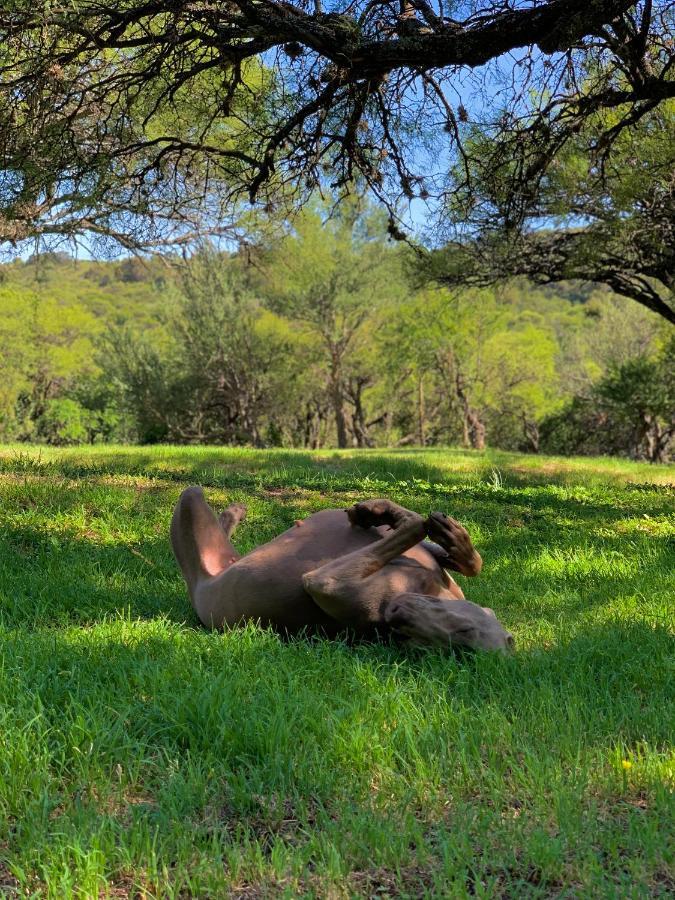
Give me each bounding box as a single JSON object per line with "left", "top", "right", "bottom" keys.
{"left": 171, "top": 490, "right": 513, "bottom": 652}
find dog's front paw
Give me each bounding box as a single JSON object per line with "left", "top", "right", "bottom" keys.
{"left": 426, "top": 512, "right": 482, "bottom": 576}
{"left": 347, "top": 499, "right": 420, "bottom": 531}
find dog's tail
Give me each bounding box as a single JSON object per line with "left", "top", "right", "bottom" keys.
{"left": 170, "top": 486, "right": 230, "bottom": 594}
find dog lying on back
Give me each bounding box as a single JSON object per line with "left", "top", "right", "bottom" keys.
{"left": 171, "top": 490, "right": 513, "bottom": 652}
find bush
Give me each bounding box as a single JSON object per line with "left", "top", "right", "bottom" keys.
{"left": 37, "top": 398, "right": 90, "bottom": 445}
{"left": 540, "top": 340, "right": 675, "bottom": 462}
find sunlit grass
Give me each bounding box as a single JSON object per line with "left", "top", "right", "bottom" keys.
{"left": 0, "top": 445, "right": 673, "bottom": 897}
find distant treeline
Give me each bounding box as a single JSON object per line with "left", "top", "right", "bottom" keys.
{"left": 1, "top": 212, "right": 673, "bottom": 461}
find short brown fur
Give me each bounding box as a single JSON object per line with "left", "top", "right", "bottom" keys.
{"left": 171, "top": 489, "right": 513, "bottom": 652}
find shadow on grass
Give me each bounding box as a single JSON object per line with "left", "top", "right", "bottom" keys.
{"left": 2, "top": 448, "right": 673, "bottom": 552}
{"left": 2, "top": 447, "right": 672, "bottom": 522}
{"left": 4, "top": 445, "right": 672, "bottom": 491}
{"left": 2, "top": 618, "right": 672, "bottom": 807}
{"left": 0, "top": 525, "right": 186, "bottom": 628}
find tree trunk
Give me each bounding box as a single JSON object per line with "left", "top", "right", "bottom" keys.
{"left": 304, "top": 408, "right": 315, "bottom": 449}
{"left": 329, "top": 353, "right": 348, "bottom": 448}
{"left": 304, "top": 401, "right": 327, "bottom": 449}
{"left": 461, "top": 412, "right": 470, "bottom": 448}
{"left": 467, "top": 410, "right": 486, "bottom": 451}
{"left": 521, "top": 414, "right": 540, "bottom": 453}
{"left": 347, "top": 376, "right": 373, "bottom": 448}
{"left": 455, "top": 369, "right": 486, "bottom": 450}
{"left": 641, "top": 414, "right": 673, "bottom": 463}
{"left": 332, "top": 383, "right": 348, "bottom": 448}
{"left": 417, "top": 374, "right": 426, "bottom": 447}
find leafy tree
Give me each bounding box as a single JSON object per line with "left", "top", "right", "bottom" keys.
{"left": 2, "top": 2, "right": 671, "bottom": 250}
{"left": 109, "top": 251, "right": 303, "bottom": 444}
{"left": 0, "top": 8, "right": 270, "bottom": 252}
{"left": 378, "top": 286, "right": 563, "bottom": 450}
{"left": 0, "top": 284, "right": 34, "bottom": 438}
{"left": 262, "top": 207, "right": 404, "bottom": 447}
{"left": 106, "top": 331, "right": 178, "bottom": 444}
{"left": 596, "top": 347, "right": 675, "bottom": 462}
{"left": 426, "top": 95, "right": 675, "bottom": 323}
{"left": 36, "top": 398, "right": 90, "bottom": 445}
{"left": 541, "top": 338, "right": 675, "bottom": 461}
{"left": 0, "top": 280, "right": 104, "bottom": 440}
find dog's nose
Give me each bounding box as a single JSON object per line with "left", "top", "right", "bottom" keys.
{"left": 506, "top": 633, "right": 515, "bottom": 650}
{"left": 384, "top": 602, "right": 401, "bottom": 623}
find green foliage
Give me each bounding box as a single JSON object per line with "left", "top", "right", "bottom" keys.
{"left": 542, "top": 337, "right": 675, "bottom": 462}
{"left": 0, "top": 7, "right": 275, "bottom": 249}
{"left": 0, "top": 255, "right": 168, "bottom": 443}
{"left": 436, "top": 98, "right": 675, "bottom": 324}
{"left": 36, "top": 398, "right": 90, "bottom": 445}
{"left": 0, "top": 214, "right": 669, "bottom": 458}
{"left": 378, "top": 284, "right": 573, "bottom": 450}
{"left": 106, "top": 329, "right": 178, "bottom": 444}
{"left": 260, "top": 205, "right": 406, "bottom": 448}
{"left": 109, "top": 250, "right": 306, "bottom": 445}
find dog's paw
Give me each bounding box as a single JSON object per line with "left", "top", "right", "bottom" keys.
{"left": 426, "top": 512, "right": 482, "bottom": 576}
{"left": 347, "top": 499, "right": 419, "bottom": 530}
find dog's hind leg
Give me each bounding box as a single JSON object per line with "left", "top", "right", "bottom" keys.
{"left": 170, "top": 487, "right": 241, "bottom": 625}
{"left": 218, "top": 502, "right": 247, "bottom": 544}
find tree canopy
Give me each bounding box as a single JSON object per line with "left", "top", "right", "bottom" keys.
{"left": 423, "top": 83, "right": 675, "bottom": 323}
{"left": 1, "top": 1, "right": 673, "bottom": 251}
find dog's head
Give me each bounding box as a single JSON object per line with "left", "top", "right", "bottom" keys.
{"left": 385, "top": 594, "right": 514, "bottom": 652}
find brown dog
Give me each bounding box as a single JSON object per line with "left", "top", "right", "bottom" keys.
{"left": 171, "top": 489, "right": 514, "bottom": 652}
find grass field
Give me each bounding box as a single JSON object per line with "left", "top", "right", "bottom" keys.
{"left": 0, "top": 445, "right": 673, "bottom": 898}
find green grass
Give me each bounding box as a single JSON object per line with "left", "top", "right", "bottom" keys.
{"left": 0, "top": 445, "right": 673, "bottom": 899}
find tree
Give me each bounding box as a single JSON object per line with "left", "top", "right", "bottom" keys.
{"left": 0, "top": 284, "right": 35, "bottom": 438}
{"left": 378, "top": 285, "right": 564, "bottom": 450}
{"left": 2, "top": 2, "right": 672, "bottom": 251}
{"left": 540, "top": 337, "right": 675, "bottom": 461}
{"left": 262, "top": 207, "right": 403, "bottom": 447}
{"left": 424, "top": 94, "right": 675, "bottom": 323}
{"left": 109, "top": 250, "right": 302, "bottom": 444}
{"left": 598, "top": 351, "right": 675, "bottom": 461}
{"left": 0, "top": 278, "right": 105, "bottom": 441}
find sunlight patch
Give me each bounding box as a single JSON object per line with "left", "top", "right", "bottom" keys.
{"left": 524, "top": 546, "right": 638, "bottom": 578}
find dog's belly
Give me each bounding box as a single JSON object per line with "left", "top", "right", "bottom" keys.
{"left": 223, "top": 509, "right": 451, "bottom": 632}
{"left": 231, "top": 566, "right": 340, "bottom": 633}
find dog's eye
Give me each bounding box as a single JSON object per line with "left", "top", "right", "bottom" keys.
{"left": 453, "top": 627, "right": 476, "bottom": 639}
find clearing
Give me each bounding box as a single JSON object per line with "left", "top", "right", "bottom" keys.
{"left": 0, "top": 446, "right": 673, "bottom": 898}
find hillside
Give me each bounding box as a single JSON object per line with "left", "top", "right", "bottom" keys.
{"left": 0, "top": 251, "right": 669, "bottom": 454}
